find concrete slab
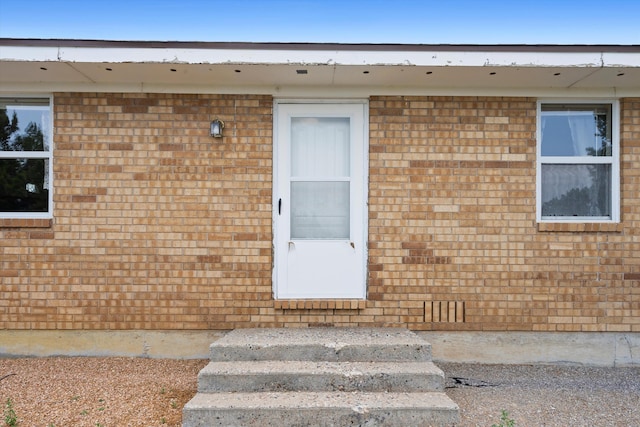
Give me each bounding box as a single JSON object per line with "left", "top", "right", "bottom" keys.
{"left": 197, "top": 360, "right": 445, "bottom": 392}
{"left": 2, "top": 330, "right": 637, "bottom": 366}
{"left": 0, "top": 330, "right": 224, "bottom": 359}
{"left": 183, "top": 391, "right": 459, "bottom": 427}
{"left": 210, "top": 328, "right": 432, "bottom": 362}
{"left": 420, "top": 331, "right": 640, "bottom": 366}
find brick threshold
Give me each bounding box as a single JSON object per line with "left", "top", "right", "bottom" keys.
{"left": 0, "top": 218, "right": 52, "bottom": 228}
{"left": 274, "top": 300, "right": 367, "bottom": 310}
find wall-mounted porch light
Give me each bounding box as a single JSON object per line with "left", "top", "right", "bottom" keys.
{"left": 210, "top": 119, "right": 225, "bottom": 138}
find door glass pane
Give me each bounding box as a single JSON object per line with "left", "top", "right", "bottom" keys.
{"left": 291, "top": 181, "right": 350, "bottom": 239}
{"left": 291, "top": 117, "right": 350, "bottom": 177}
{"left": 541, "top": 164, "right": 611, "bottom": 217}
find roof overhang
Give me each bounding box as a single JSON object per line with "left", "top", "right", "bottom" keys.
{"left": 1, "top": 39, "right": 639, "bottom": 97}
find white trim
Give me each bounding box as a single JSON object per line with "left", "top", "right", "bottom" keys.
{"left": 3, "top": 42, "right": 638, "bottom": 97}
{"left": 4, "top": 45, "right": 639, "bottom": 68}
{"left": 362, "top": 103, "right": 370, "bottom": 297}
{"left": 274, "top": 98, "right": 370, "bottom": 105}
{"left": 272, "top": 99, "right": 369, "bottom": 299}
{"left": 0, "top": 151, "right": 50, "bottom": 159}
{"left": 272, "top": 101, "right": 281, "bottom": 299}
{"left": 3, "top": 82, "right": 638, "bottom": 98}
{"left": 0, "top": 94, "right": 53, "bottom": 219}
{"left": 536, "top": 98, "right": 620, "bottom": 223}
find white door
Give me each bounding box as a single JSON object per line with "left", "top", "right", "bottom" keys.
{"left": 274, "top": 101, "right": 368, "bottom": 299}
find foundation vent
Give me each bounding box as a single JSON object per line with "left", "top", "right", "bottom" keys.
{"left": 425, "top": 301, "right": 465, "bottom": 323}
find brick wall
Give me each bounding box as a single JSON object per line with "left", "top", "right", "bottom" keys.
{"left": 0, "top": 93, "right": 638, "bottom": 332}
{"left": 1, "top": 93, "right": 274, "bottom": 330}
{"left": 368, "top": 96, "right": 640, "bottom": 332}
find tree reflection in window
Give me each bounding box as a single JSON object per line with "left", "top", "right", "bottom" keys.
{"left": 0, "top": 108, "right": 49, "bottom": 212}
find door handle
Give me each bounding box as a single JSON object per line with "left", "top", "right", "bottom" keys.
{"left": 278, "top": 198, "right": 282, "bottom": 215}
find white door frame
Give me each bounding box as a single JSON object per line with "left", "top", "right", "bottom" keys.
{"left": 273, "top": 99, "right": 369, "bottom": 299}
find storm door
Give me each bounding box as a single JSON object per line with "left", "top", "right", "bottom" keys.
{"left": 274, "top": 102, "right": 367, "bottom": 299}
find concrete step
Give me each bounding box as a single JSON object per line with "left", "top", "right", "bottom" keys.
{"left": 209, "top": 328, "right": 432, "bottom": 362}
{"left": 184, "top": 328, "right": 459, "bottom": 427}
{"left": 183, "top": 391, "right": 459, "bottom": 427}
{"left": 197, "top": 360, "right": 446, "bottom": 393}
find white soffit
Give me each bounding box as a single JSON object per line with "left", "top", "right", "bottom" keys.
{"left": 1, "top": 41, "right": 639, "bottom": 95}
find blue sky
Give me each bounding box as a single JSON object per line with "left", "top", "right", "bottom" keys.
{"left": 1, "top": 0, "right": 639, "bottom": 44}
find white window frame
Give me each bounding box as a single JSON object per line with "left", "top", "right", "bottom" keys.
{"left": 536, "top": 99, "right": 620, "bottom": 223}
{"left": 0, "top": 95, "right": 53, "bottom": 219}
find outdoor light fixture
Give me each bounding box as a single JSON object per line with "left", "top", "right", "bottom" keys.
{"left": 210, "top": 119, "right": 225, "bottom": 138}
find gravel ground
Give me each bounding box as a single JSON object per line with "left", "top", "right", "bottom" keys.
{"left": 440, "top": 362, "right": 640, "bottom": 427}
{"left": 0, "top": 357, "right": 207, "bottom": 427}
{"left": 1, "top": 358, "right": 638, "bottom": 427}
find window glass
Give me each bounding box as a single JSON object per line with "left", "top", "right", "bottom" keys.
{"left": 0, "top": 158, "right": 49, "bottom": 212}
{"left": 0, "top": 98, "right": 51, "bottom": 217}
{"left": 541, "top": 164, "right": 611, "bottom": 217}
{"left": 541, "top": 105, "right": 611, "bottom": 157}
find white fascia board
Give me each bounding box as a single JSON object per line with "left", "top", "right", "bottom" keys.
{"left": 0, "top": 46, "right": 61, "bottom": 61}
{"left": 57, "top": 48, "right": 606, "bottom": 67}
{"left": 3, "top": 45, "right": 638, "bottom": 68}
{"left": 603, "top": 52, "right": 640, "bottom": 67}
{"left": 2, "top": 81, "right": 637, "bottom": 98}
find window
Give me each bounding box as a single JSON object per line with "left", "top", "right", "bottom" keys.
{"left": 0, "top": 97, "right": 52, "bottom": 218}
{"left": 537, "top": 100, "right": 619, "bottom": 222}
